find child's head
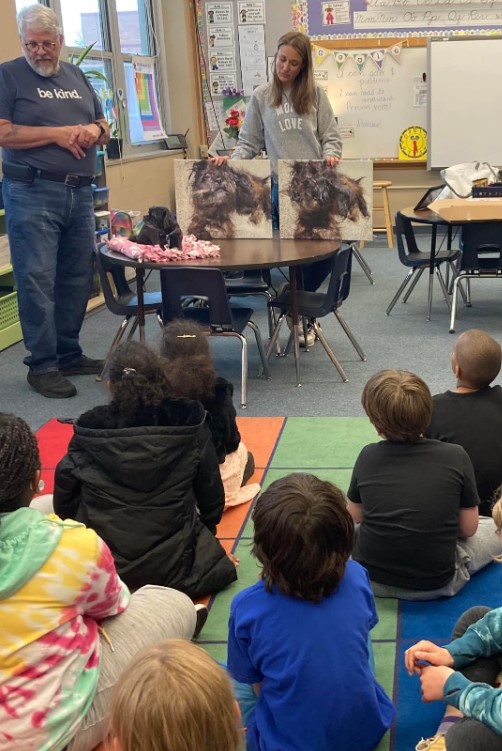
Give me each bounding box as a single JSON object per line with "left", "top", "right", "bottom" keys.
{"left": 160, "top": 319, "right": 216, "bottom": 402}
{"left": 451, "top": 329, "right": 501, "bottom": 389}
{"left": 361, "top": 369, "right": 432, "bottom": 443}
{"left": 108, "top": 341, "right": 170, "bottom": 412}
{"left": 0, "top": 413, "right": 40, "bottom": 513}
{"left": 108, "top": 639, "right": 240, "bottom": 751}
{"left": 252, "top": 473, "right": 353, "bottom": 603}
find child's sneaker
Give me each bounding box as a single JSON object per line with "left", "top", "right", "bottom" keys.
{"left": 415, "top": 735, "right": 446, "bottom": 751}
{"left": 192, "top": 604, "right": 208, "bottom": 639}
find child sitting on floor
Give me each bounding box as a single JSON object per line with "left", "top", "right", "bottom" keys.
{"left": 160, "top": 319, "right": 260, "bottom": 509}
{"left": 426, "top": 328, "right": 502, "bottom": 516}
{"left": 108, "top": 640, "right": 241, "bottom": 751}
{"left": 405, "top": 493, "right": 502, "bottom": 751}
{"left": 227, "top": 473, "right": 394, "bottom": 751}
{"left": 348, "top": 369, "right": 500, "bottom": 600}
{"left": 0, "top": 413, "right": 197, "bottom": 751}
{"left": 53, "top": 340, "right": 237, "bottom": 599}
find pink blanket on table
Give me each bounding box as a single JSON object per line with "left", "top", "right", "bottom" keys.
{"left": 107, "top": 235, "right": 220, "bottom": 263}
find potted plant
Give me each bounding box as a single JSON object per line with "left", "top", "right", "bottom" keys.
{"left": 72, "top": 43, "right": 122, "bottom": 159}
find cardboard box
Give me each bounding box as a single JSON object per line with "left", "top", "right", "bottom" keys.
{"left": 428, "top": 198, "right": 502, "bottom": 222}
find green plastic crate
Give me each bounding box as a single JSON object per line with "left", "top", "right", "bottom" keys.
{"left": 0, "top": 290, "right": 19, "bottom": 330}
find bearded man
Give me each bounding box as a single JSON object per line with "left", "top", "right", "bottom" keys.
{"left": 0, "top": 4, "right": 109, "bottom": 398}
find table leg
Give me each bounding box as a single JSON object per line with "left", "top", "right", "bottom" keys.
{"left": 289, "top": 266, "right": 301, "bottom": 387}
{"left": 427, "top": 225, "right": 437, "bottom": 321}
{"left": 136, "top": 267, "right": 146, "bottom": 342}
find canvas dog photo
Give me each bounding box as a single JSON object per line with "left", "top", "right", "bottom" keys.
{"left": 278, "top": 160, "right": 373, "bottom": 242}
{"left": 175, "top": 159, "right": 272, "bottom": 240}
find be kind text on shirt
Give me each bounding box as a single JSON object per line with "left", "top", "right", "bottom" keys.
{"left": 37, "top": 87, "right": 82, "bottom": 100}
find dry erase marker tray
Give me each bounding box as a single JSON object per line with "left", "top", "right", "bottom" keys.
{"left": 472, "top": 184, "right": 502, "bottom": 198}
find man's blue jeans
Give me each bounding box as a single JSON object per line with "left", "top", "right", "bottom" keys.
{"left": 3, "top": 177, "right": 95, "bottom": 374}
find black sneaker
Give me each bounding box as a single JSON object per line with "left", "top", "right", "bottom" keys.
{"left": 27, "top": 371, "right": 77, "bottom": 398}
{"left": 192, "top": 604, "right": 208, "bottom": 639}
{"left": 59, "top": 355, "right": 104, "bottom": 376}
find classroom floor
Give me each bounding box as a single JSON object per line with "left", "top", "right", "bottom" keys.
{"left": 35, "top": 394, "right": 502, "bottom": 751}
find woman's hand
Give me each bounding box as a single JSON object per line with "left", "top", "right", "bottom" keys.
{"left": 324, "top": 155, "right": 341, "bottom": 167}
{"left": 210, "top": 155, "right": 230, "bottom": 166}
{"left": 420, "top": 665, "right": 455, "bottom": 702}
{"left": 405, "top": 640, "right": 454, "bottom": 675}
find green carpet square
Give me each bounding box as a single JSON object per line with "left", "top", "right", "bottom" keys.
{"left": 374, "top": 597, "right": 399, "bottom": 640}
{"left": 270, "top": 417, "right": 377, "bottom": 468}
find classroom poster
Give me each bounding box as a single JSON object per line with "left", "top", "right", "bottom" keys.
{"left": 132, "top": 58, "right": 166, "bottom": 141}
{"left": 238, "top": 1, "right": 265, "bottom": 24}
{"left": 208, "top": 49, "right": 236, "bottom": 71}
{"left": 238, "top": 25, "right": 267, "bottom": 95}
{"left": 209, "top": 71, "right": 237, "bottom": 95}
{"left": 207, "top": 26, "right": 234, "bottom": 48}
{"left": 321, "top": 1, "right": 350, "bottom": 26}
{"left": 206, "top": 2, "right": 233, "bottom": 25}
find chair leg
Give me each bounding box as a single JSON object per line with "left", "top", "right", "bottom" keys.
{"left": 436, "top": 267, "right": 452, "bottom": 311}
{"left": 352, "top": 244, "right": 374, "bottom": 285}
{"left": 402, "top": 267, "right": 425, "bottom": 303}
{"left": 386, "top": 269, "right": 415, "bottom": 315}
{"left": 449, "top": 276, "right": 463, "bottom": 333}
{"left": 240, "top": 334, "right": 248, "bottom": 408}
{"left": 247, "top": 320, "right": 271, "bottom": 380}
{"left": 96, "top": 316, "right": 133, "bottom": 382}
{"left": 312, "top": 321, "right": 349, "bottom": 382}
{"left": 334, "top": 311, "right": 366, "bottom": 361}
{"left": 265, "top": 313, "right": 286, "bottom": 362}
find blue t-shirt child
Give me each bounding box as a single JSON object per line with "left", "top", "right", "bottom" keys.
{"left": 228, "top": 559, "right": 394, "bottom": 751}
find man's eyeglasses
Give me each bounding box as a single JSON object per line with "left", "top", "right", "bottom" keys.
{"left": 24, "top": 41, "right": 57, "bottom": 53}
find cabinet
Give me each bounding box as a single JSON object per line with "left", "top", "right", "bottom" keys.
{"left": 0, "top": 212, "right": 23, "bottom": 352}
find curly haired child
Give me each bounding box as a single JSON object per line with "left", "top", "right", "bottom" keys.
{"left": 160, "top": 319, "right": 260, "bottom": 509}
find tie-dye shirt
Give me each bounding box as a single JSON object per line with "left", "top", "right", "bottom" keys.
{"left": 443, "top": 606, "right": 502, "bottom": 735}
{"left": 0, "top": 507, "right": 130, "bottom": 751}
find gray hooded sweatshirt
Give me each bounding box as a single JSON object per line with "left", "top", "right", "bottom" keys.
{"left": 232, "top": 83, "right": 342, "bottom": 179}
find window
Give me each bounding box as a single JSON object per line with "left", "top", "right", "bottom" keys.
{"left": 53, "top": 0, "right": 169, "bottom": 156}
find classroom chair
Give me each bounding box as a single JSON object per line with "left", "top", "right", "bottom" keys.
{"left": 160, "top": 266, "right": 270, "bottom": 408}
{"left": 265, "top": 245, "right": 366, "bottom": 383}
{"left": 386, "top": 211, "right": 460, "bottom": 317}
{"left": 94, "top": 244, "right": 163, "bottom": 381}
{"left": 449, "top": 222, "right": 502, "bottom": 333}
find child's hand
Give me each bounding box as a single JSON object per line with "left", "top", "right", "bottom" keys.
{"left": 405, "top": 641, "right": 454, "bottom": 675}
{"left": 419, "top": 665, "right": 455, "bottom": 702}
{"left": 228, "top": 552, "right": 240, "bottom": 568}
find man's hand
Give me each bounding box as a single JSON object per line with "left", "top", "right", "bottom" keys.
{"left": 324, "top": 155, "right": 341, "bottom": 167}
{"left": 53, "top": 125, "right": 87, "bottom": 159}
{"left": 73, "top": 123, "right": 102, "bottom": 150}
{"left": 420, "top": 665, "right": 455, "bottom": 702}
{"left": 405, "top": 640, "right": 454, "bottom": 675}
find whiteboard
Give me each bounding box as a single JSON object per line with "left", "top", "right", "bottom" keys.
{"left": 428, "top": 38, "right": 502, "bottom": 168}
{"left": 315, "top": 47, "right": 427, "bottom": 159}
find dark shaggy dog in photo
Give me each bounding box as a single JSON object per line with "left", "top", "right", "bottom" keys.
{"left": 286, "top": 161, "right": 369, "bottom": 240}
{"left": 132, "top": 206, "right": 183, "bottom": 249}
{"left": 187, "top": 161, "right": 271, "bottom": 239}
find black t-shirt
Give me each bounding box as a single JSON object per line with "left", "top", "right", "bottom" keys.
{"left": 426, "top": 386, "right": 502, "bottom": 515}
{"left": 0, "top": 57, "right": 103, "bottom": 176}
{"left": 348, "top": 438, "right": 479, "bottom": 591}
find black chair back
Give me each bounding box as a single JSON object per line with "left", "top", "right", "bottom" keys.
{"left": 461, "top": 223, "right": 502, "bottom": 271}
{"left": 160, "top": 267, "right": 236, "bottom": 331}
{"left": 95, "top": 244, "right": 135, "bottom": 315}
{"left": 324, "top": 244, "right": 353, "bottom": 311}
{"left": 395, "top": 211, "right": 421, "bottom": 263}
